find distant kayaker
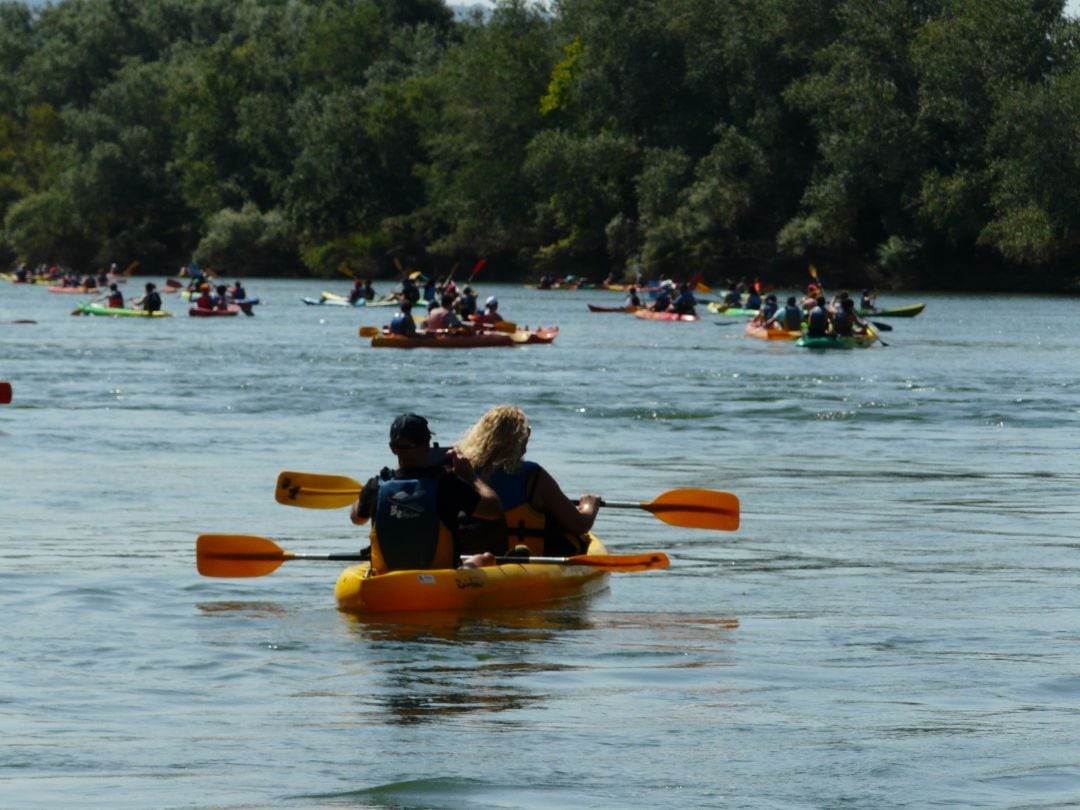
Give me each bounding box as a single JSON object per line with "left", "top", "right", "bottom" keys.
{"left": 806, "top": 296, "right": 829, "bottom": 338}
{"left": 348, "top": 279, "right": 365, "bottom": 305}
{"left": 721, "top": 287, "right": 742, "bottom": 309}
{"left": 860, "top": 289, "right": 876, "bottom": 311}
{"left": 672, "top": 283, "right": 697, "bottom": 316}
{"left": 624, "top": 285, "right": 641, "bottom": 309}
{"left": 389, "top": 300, "right": 417, "bottom": 336}
{"left": 832, "top": 298, "right": 868, "bottom": 337}
{"left": 194, "top": 283, "right": 213, "bottom": 310}
{"left": 651, "top": 281, "right": 674, "bottom": 312}
{"left": 457, "top": 405, "right": 601, "bottom": 558}
{"left": 472, "top": 296, "right": 502, "bottom": 328}
{"left": 350, "top": 413, "right": 503, "bottom": 573}
{"left": 424, "top": 293, "right": 465, "bottom": 331}
{"left": 456, "top": 286, "right": 478, "bottom": 319}
{"left": 752, "top": 293, "right": 778, "bottom": 326}
{"left": 107, "top": 283, "right": 123, "bottom": 309}
{"left": 766, "top": 296, "right": 803, "bottom": 331}
{"left": 214, "top": 284, "right": 231, "bottom": 310}
{"left": 400, "top": 276, "right": 421, "bottom": 305}
{"left": 744, "top": 287, "right": 762, "bottom": 311}
{"left": 141, "top": 282, "right": 161, "bottom": 314}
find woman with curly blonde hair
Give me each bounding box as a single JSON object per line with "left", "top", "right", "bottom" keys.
{"left": 457, "top": 405, "right": 600, "bottom": 557}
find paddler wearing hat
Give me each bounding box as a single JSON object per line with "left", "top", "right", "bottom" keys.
{"left": 350, "top": 413, "right": 504, "bottom": 572}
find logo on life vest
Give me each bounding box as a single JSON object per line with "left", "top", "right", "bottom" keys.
{"left": 388, "top": 487, "right": 426, "bottom": 519}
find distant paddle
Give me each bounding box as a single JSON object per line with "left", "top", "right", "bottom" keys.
{"left": 274, "top": 471, "right": 739, "bottom": 530}
{"left": 0, "top": 380, "right": 11, "bottom": 404}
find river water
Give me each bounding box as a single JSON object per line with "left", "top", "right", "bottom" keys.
{"left": 2, "top": 279, "right": 1079, "bottom": 809}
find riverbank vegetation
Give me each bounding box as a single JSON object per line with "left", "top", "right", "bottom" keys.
{"left": 2, "top": 0, "right": 1079, "bottom": 291}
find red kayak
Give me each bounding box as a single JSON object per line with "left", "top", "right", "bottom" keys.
{"left": 587, "top": 303, "right": 639, "bottom": 313}
{"left": 633, "top": 309, "right": 699, "bottom": 322}
{"left": 189, "top": 305, "right": 241, "bottom": 317}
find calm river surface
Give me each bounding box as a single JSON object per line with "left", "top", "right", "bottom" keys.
{"left": 2, "top": 278, "right": 1079, "bottom": 809}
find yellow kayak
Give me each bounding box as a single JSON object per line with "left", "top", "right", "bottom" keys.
{"left": 334, "top": 534, "right": 610, "bottom": 613}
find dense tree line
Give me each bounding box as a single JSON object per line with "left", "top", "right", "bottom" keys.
{"left": 2, "top": 0, "right": 1079, "bottom": 290}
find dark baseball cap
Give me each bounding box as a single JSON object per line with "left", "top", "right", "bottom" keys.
{"left": 389, "top": 413, "right": 432, "bottom": 446}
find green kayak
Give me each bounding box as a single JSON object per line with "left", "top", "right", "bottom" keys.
{"left": 706, "top": 302, "right": 758, "bottom": 317}
{"left": 796, "top": 334, "right": 876, "bottom": 349}
{"left": 73, "top": 302, "right": 171, "bottom": 318}
{"left": 858, "top": 302, "right": 925, "bottom": 318}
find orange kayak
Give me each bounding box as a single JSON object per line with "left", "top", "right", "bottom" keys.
{"left": 745, "top": 321, "right": 802, "bottom": 341}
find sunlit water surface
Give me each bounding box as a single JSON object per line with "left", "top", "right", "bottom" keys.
{"left": 2, "top": 280, "right": 1079, "bottom": 808}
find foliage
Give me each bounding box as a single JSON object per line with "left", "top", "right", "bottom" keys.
{"left": 0, "top": 0, "right": 1079, "bottom": 289}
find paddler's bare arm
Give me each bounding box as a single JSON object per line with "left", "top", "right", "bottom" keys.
{"left": 449, "top": 447, "right": 502, "bottom": 520}
{"left": 531, "top": 465, "right": 599, "bottom": 534}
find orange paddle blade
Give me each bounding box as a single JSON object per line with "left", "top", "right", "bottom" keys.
{"left": 565, "top": 552, "right": 669, "bottom": 571}
{"left": 359, "top": 326, "right": 380, "bottom": 338}
{"left": 276, "top": 471, "right": 361, "bottom": 509}
{"left": 607, "top": 488, "right": 739, "bottom": 530}
{"left": 196, "top": 534, "right": 292, "bottom": 577}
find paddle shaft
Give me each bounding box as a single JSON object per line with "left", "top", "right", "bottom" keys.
{"left": 475, "top": 552, "right": 669, "bottom": 571}
{"left": 212, "top": 551, "right": 365, "bottom": 563}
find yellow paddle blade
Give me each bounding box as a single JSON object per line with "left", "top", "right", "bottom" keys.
{"left": 196, "top": 534, "right": 291, "bottom": 577}
{"left": 635, "top": 489, "right": 740, "bottom": 530}
{"left": 276, "top": 471, "right": 361, "bottom": 509}
{"left": 359, "top": 326, "right": 380, "bottom": 338}
{"left": 491, "top": 320, "right": 517, "bottom": 333}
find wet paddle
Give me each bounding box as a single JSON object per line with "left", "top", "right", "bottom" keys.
{"left": 602, "top": 489, "right": 739, "bottom": 530}
{"left": 196, "top": 533, "right": 668, "bottom": 577}
{"left": 477, "top": 551, "right": 669, "bottom": 571}
{"left": 1, "top": 381, "right": 11, "bottom": 404}
{"left": 274, "top": 471, "right": 740, "bottom": 530}
{"left": 196, "top": 534, "right": 365, "bottom": 577}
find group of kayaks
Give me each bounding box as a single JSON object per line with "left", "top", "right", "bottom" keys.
{"left": 590, "top": 294, "right": 925, "bottom": 349}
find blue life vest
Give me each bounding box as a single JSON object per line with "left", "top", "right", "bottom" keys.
{"left": 782, "top": 305, "right": 802, "bottom": 331}
{"left": 832, "top": 308, "right": 853, "bottom": 336}
{"left": 807, "top": 306, "right": 828, "bottom": 337}
{"left": 389, "top": 311, "right": 413, "bottom": 335}
{"left": 372, "top": 474, "right": 451, "bottom": 571}
{"left": 486, "top": 461, "right": 583, "bottom": 556}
